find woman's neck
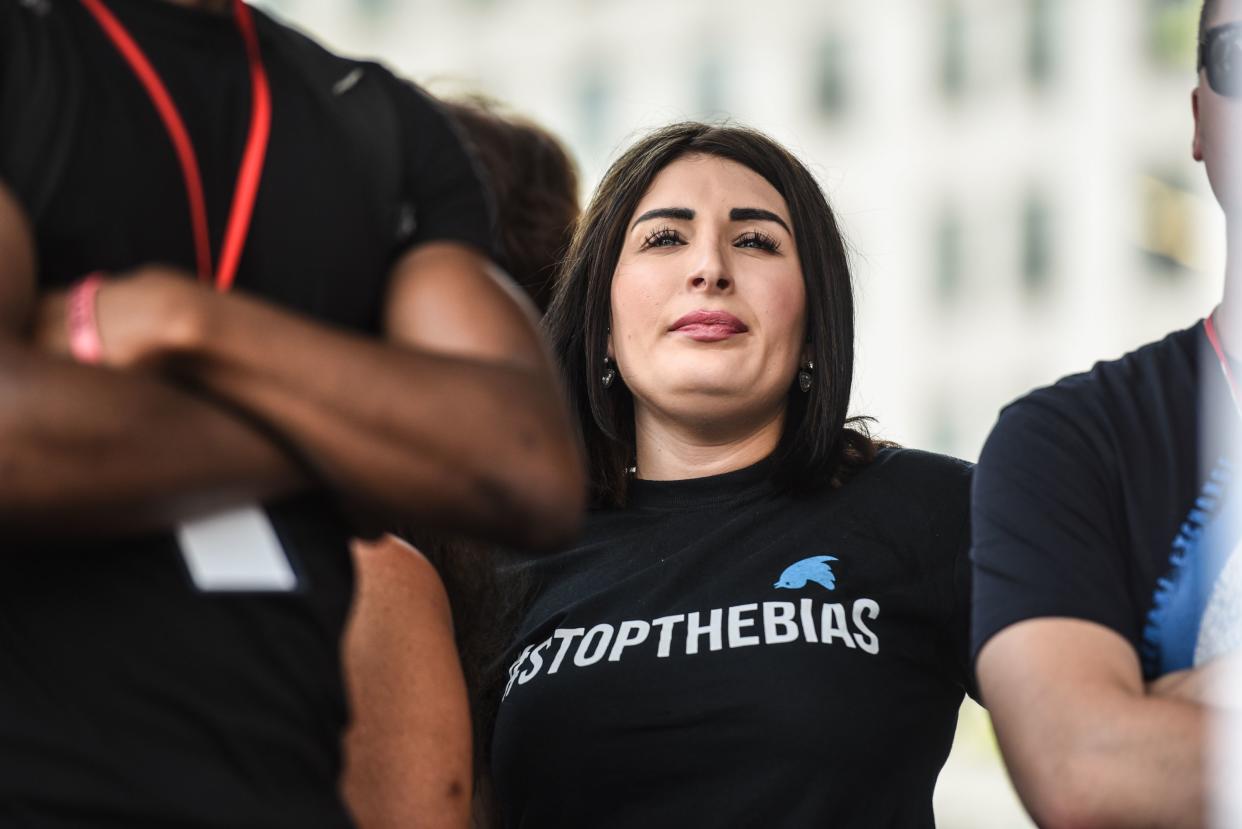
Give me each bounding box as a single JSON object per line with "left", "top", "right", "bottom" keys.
{"left": 633, "top": 405, "right": 785, "bottom": 481}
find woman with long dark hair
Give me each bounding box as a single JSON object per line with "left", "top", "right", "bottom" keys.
{"left": 489, "top": 122, "right": 977, "bottom": 827}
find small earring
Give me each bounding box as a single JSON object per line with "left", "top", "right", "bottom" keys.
{"left": 602, "top": 356, "right": 617, "bottom": 389}
{"left": 798, "top": 359, "right": 814, "bottom": 393}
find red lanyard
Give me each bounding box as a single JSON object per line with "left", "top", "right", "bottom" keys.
{"left": 1205, "top": 310, "right": 1242, "bottom": 418}
{"left": 78, "top": 0, "right": 271, "bottom": 292}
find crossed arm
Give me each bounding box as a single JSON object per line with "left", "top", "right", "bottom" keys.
{"left": 0, "top": 181, "right": 584, "bottom": 546}
{"left": 0, "top": 183, "right": 307, "bottom": 533}
{"left": 977, "top": 619, "right": 1214, "bottom": 829}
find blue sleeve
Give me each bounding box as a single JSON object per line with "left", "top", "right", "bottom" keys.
{"left": 970, "top": 391, "right": 1137, "bottom": 662}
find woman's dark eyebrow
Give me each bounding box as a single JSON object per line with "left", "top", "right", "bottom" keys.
{"left": 730, "top": 207, "right": 790, "bottom": 234}
{"left": 631, "top": 207, "right": 694, "bottom": 229}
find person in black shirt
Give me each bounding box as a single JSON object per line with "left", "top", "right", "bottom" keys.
{"left": 488, "top": 122, "right": 977, "bottom": 828}
{"left": 971, "top": 2, "right": 1242, "bottom": 826}
{"left": 0, "top": 0, "right": 583, "bottom": 825}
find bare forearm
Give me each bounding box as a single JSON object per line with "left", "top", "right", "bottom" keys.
{"left": 343, "top": 537, "right": 471, "bottom": 828}
{"left": 0, "top": 341, "right": 308, "bottom": 534}
{"left": 981, "top": 621, "right": 1209, "bottom": 829}
{"left": 1006, "top": 693, "right": 1207, "bottom": 829}
{"left": 181, "top": 290, "right": 582, "bottom": 548}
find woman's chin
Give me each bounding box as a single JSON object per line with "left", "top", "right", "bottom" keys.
{"left": 638, "top": 380, "right": 787, "bottom": 423}
{"left": 647, "top": 371, "right": 759, "bottom": 400}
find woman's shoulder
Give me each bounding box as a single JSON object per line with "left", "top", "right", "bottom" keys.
{"left": 499, "top": 505, "right": 649, "bottom": 578}
{"left": 854, "top": 445, "right": 972, "bottom": 492}
{"left": 821, "top": 445, "right": 973, "bottom": 536}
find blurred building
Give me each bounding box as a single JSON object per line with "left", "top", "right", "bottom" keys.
{"left": 260, "top": 0, "right": 1221, "bottom": 462}
{"left": 255, "top": 1, "right": 1221, "bottom": 826}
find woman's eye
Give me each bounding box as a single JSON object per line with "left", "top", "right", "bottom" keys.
{"left": 641, "top": 227, "right": 683, "bottom": 249}
{"left": 735, "top": 231, "right": 780, "bottom": 252}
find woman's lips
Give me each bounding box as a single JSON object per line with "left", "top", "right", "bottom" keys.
{"left": 669, "top": 310, "right": 749, "bottom": 342}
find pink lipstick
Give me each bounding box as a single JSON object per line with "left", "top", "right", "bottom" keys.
{"left": 669, "top": 310, "right": 749, "bottom": 342}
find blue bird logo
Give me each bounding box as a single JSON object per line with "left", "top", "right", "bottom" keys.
{"left": 774, "top": 555, "right": 838, "bottom": 590}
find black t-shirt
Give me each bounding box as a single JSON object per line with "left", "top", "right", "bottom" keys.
{"left": 492, "top": 448, "right": 976, "bottom": 828}
{"left": 0, "top": 1, "right": 491, "bottom": 825}
{"left": 972, "top": 323, "right": 1242, "bottom": 679}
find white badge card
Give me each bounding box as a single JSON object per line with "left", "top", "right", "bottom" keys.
{"left": 176, "top": 504, "right": 299, "bottom": 592}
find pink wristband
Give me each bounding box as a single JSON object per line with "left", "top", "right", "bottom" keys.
{"left": 67, "top": 272, "right": 105, "bottom": 364}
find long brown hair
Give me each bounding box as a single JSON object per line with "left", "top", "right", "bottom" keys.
{"left": 542, "top": 122, "right": 876, "bottom": 507}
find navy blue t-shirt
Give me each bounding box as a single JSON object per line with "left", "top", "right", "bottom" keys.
{"left": 972, "top": 322, "right": 1242, "bottom": 679}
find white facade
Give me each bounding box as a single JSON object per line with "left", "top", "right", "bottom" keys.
{"left": 262, "top": 0, "right": 1222, "bottom": 463}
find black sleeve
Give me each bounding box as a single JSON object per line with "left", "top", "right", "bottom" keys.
{"left": 917, "top": 452, "right": 980, "bottom": 703}
{"left": 391, "top": 80, "right": 497, "bottom": 259}
{"left": 885, "top": 448, "right": 980, "bottom": 702}
{"left": 0, "top": 0, "right": 79, "bottom": 223}
{"left": 948, "top": 508, "right": 981, "bottom": 702}
{"left": 0, "top": 0, "right": 18, "bottom": 181}
{"left": 970, "top": 391, "right": 1136, "bottom": 663}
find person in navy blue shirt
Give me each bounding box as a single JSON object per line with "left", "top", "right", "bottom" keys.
{"left": 972, "top": 2, "right": 1242, "bottom": 826}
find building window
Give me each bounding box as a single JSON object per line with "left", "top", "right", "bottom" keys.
{"left": 354, "top": 0, "right": 392, "bottom": 18}
{"left": 935, "top": 206, "right": 965, "bottom": 305}
{"left": 1140, "top": 173, "right": 1202, "bottom": 279}
{"left": 814, "top": 33, "right": 850, "bottom": 119}
{"left": 576, "top": 63, "right": 612, "bottom": 156}
{"left": 253, "top": 0, "right": 297, "bottom": 15}
{"left": 939, "top": 1, "right": 968, "bottom": 100}
{"left": 1021, "top": 191, "right": 1054, "bottom": 297}
{"left": 1146, "top": 0, "right": 1200, "bottom": 72}
{"left": 1026, "top": 0, "right": 1057, "bottom": 88}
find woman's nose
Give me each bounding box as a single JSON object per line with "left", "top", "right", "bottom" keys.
{"left": 687, "top": 244, "right": 732, "bottom": 292}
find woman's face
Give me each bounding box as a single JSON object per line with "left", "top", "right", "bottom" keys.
{"left": 610, "top": 154, "right": 808, "bottom": 433}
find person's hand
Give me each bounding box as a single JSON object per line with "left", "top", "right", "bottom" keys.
{"left": 1148, "top": 652, "right": 1242, "bottom": 709}
{"left": 32, "top": 265, "right": 211, "bottom": 370}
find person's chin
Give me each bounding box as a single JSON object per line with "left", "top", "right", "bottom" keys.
{"left": 662, "top": 352, "right": 752, "bottom": 382}
{"left": 662, "top": 370, "right": 757, "bottom": 400}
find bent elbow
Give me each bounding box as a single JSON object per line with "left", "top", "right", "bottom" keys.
{"left": 504, "top": 439, "right": 585, "bottom": 551}
{"left": 1017, "top": 754, "right": 1117, "bottom": 829}
{"left": 486, "top": 389, "right": 585, "bottom": 550}
{"left": 431, "top": 374, "right": 586, "bottom": 550}
{"left": 1033, "top": 801, "right": 1105, "bottom": 829}
{"left": 527, "top": 473, "right": 586, "bottom": 551}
